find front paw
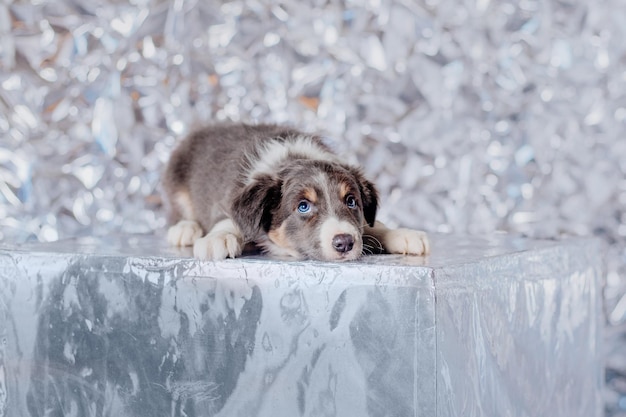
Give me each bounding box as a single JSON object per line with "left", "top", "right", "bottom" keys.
{"left": 167, "top": 220, "right": 203, "bottom": 247}
{"left": 193, "top": 232, "right": 243, "bottom": 260}
{"left": 383, "top": 229, "right": 430, "bottom": 256}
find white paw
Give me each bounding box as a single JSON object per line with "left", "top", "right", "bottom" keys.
{"left": 383, "top": 229, "right": 430, "bottom": 256}
{"left": 167, "top": 220, "right": 203, "bottom": 247}
{"left": 193, "top": 231, "right": 243, "bottom": 260}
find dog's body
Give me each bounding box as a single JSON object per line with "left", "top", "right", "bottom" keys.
{"left": 163, "top": 123, "right": 429, "bottom": 261}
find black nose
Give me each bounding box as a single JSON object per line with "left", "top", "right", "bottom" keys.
{"left": 332, "top": 234, "right": 354, "bottom": 253}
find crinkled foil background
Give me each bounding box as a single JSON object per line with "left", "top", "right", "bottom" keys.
{"left": 0, "top": 0, "right": 624, "bottom": 414}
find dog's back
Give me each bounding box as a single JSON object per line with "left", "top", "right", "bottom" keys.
{"left": 163, "top": 124, "right": 315, "bottom": 232}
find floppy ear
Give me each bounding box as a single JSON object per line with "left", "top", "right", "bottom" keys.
{"left": 231, "top": 176, "right": 282, "bottom": 241}
{"left": 351, "top": 169, "right": 378, "bottom": 227}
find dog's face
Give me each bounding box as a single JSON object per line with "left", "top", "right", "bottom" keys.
{"left": 232, "top": 160, "right": 378, "bottom": 261}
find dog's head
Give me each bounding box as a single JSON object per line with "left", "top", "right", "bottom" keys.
{"left": 232, "top": 160, "right": 378, "bottom": 261}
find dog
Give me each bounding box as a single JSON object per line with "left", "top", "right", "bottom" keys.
{"left": 163, "top": 123, "right": 430, "bottom": 261}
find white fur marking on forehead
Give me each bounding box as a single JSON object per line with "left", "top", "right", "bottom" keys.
{"left": 246, "top": 135, "right": 338, "bottom": 184}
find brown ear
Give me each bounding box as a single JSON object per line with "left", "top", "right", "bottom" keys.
{"left": 351, "top": 168, "right": 378, "bottom": 227}
{"left": 231, "top": 176, "right": 282, "bottom": 241}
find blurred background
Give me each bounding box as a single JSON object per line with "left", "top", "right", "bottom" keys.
{"left": 0, "top": 0, "right": 624, "bottom": 414}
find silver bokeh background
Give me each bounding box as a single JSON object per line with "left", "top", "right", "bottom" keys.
{"left": 0, "top": 0, "right": 624, "bottom": 414}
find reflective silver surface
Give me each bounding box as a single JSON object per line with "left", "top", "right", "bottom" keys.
{"left": 0, "top": 234, "right": 602, "bottom": 416}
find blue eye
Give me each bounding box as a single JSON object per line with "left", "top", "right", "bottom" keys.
{"left": 297, "top": 200, "right": 311, "bottom": 213}
{"left": 346, "top": 195, "right": 357, "bottom": 209}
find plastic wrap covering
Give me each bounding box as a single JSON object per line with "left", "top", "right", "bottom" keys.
{"left": 0, "top": 234, "right": 602, "bottom": 416}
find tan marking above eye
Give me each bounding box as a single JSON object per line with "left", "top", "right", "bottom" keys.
{"left": 339, "top": 182, "right": 352, "bottom": 200}
{"left": 302, "top": 187, "right": 318, "bottom": 203}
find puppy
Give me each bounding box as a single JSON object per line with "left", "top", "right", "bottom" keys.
{"left": 163, "top": 124, "right": 430, "bottom": 261}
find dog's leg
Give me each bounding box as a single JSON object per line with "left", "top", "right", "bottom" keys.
{"left": 167, "top": 220, "right": 204, "bottom": 247}
{"left": 193, "top": 218, "right": 244, "bottom": 260}
{"left": 166, "top": 189, "right": 204, "bottom": 247}
{"left": 363, "top": 221, "right": 430, "bottom": 256}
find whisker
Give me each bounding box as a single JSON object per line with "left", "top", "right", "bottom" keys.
{"left": 363, "top": 242, "right": 378, "bottom": 251}
{"left": 362, "top": 234, "right": 384, "bottom": 254}
{"left": 363, "top": 234, "right": 383, "bottom": 250}
{"left": 362, "top": 247, "right": 375, "bottom": 255}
